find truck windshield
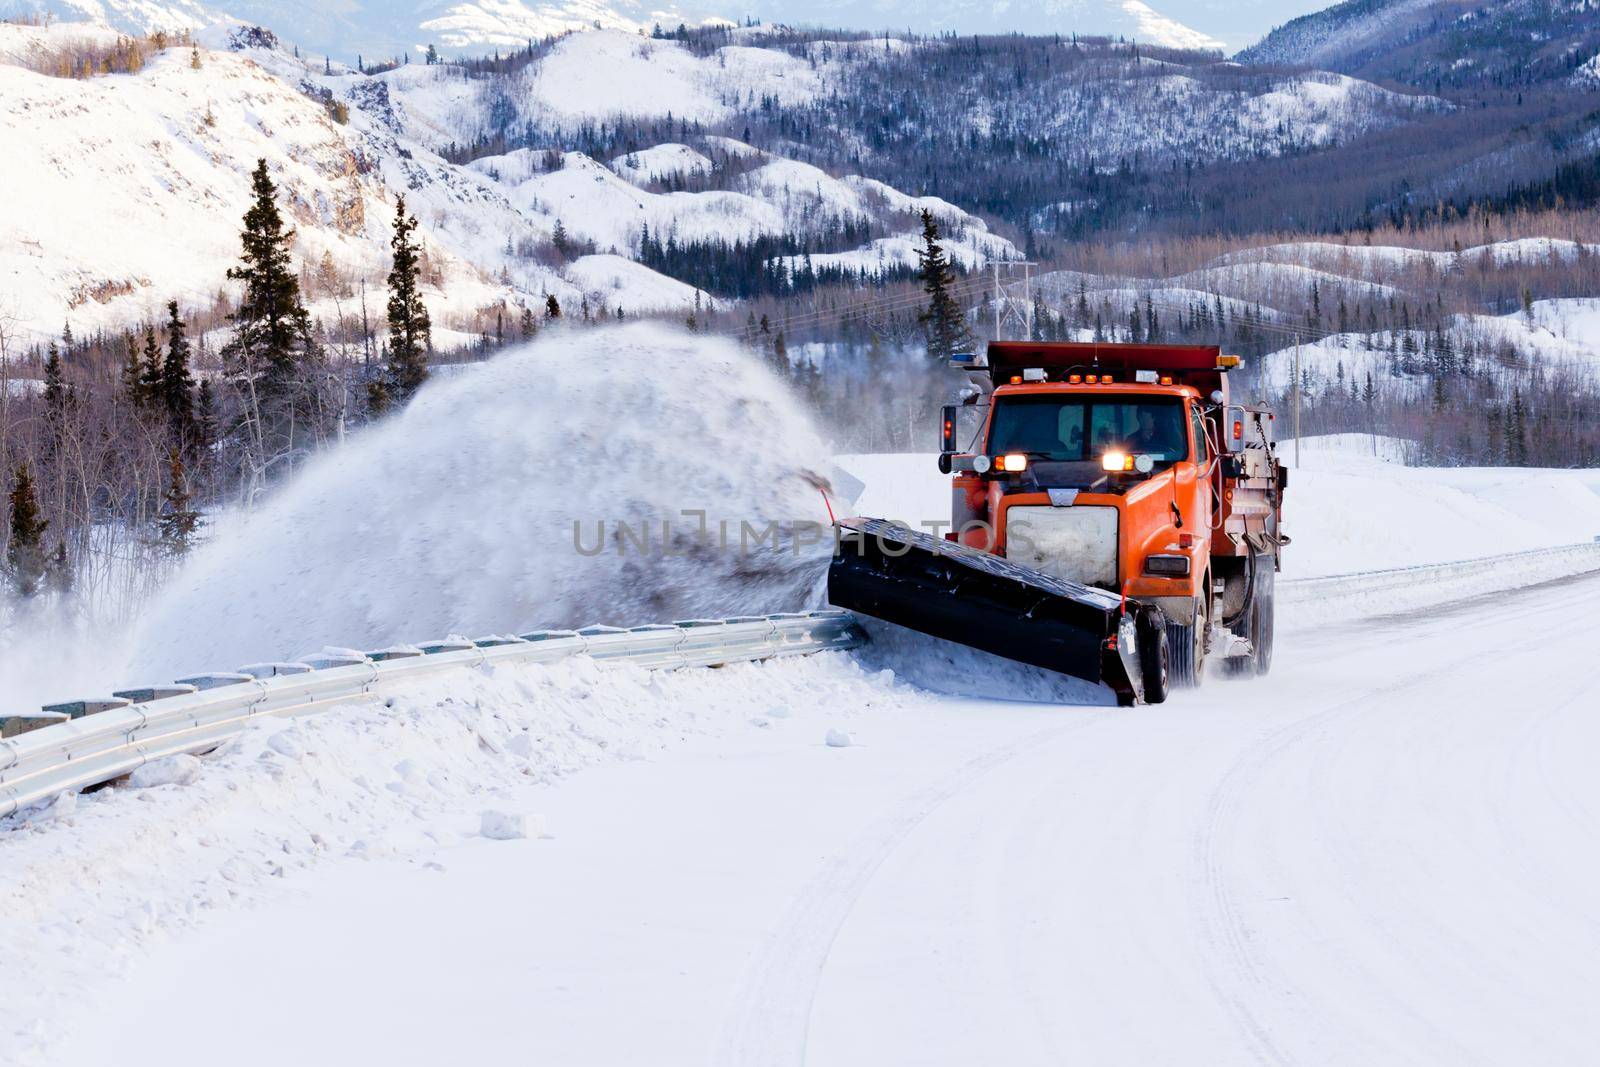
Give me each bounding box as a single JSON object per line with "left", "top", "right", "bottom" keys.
{"left": 988, "top": 395, "right": 1189, "bottom": 465}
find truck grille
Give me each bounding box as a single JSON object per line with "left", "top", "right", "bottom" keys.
{"left": 1004, "top": 506, "right": 1120, "bottom": 589}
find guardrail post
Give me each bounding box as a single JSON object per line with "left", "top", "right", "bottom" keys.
{"left": 1, "top": 712, "right": 71, "bottom": 739}
{"left": 112, "top": 685, "right": 200, "bottom": 704}
{"left": 40, "top": 698, "right": 132, "bottom": 720}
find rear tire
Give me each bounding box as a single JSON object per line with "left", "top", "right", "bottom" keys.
{"left": 1223, "top": 553, "right": 1275, "bottom": 678}
{"left": 1253, "top": 555, "right": 1275, "bottom": 677}
{"left": 1166, "top": 594, "right": 1207, "bottom": 688}
{"left": 1137, "top": 609, "right": 1170, "bottom": 705}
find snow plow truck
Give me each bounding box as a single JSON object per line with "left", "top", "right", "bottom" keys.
{"left": 828, "top": 342, "right": 1288, "bottom": 705}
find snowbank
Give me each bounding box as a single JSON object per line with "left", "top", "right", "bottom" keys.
{"left": 1281, "top": 437, "right": 1600, "bottom": 576}
{"left": 0, "top": 650, "right": 914, "bottom": 1063}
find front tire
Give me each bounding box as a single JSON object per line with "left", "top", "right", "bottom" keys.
{"left": 1137, "top": 609, "right": 1170, "bottom": 705}
{"left": 1166, "top": 593, "right": 1208, "bottom": 688}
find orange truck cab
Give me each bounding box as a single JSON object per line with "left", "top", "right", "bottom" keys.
{"left": 939, "top": 342, "right": 1287, "bottom": 689}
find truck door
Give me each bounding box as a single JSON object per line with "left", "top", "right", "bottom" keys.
{"left": 1186, "top": 402, "right": 1214, "bottom": 529}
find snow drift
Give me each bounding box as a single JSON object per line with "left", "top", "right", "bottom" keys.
{"left": 127, "top": 324, "right": 838, "bottom": 680}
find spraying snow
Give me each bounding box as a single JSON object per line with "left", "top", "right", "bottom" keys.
{"left": 126, "top": 324, "right": 838, "bottom": 681}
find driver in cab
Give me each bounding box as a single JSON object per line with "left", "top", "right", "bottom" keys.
{"left": 1126, "top": 407, "right": 1177, "bottom": 455}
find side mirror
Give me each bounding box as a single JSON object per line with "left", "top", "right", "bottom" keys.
{"left": 939, "top": 404, "right": 959, "bottom": 455}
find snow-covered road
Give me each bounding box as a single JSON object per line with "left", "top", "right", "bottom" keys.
{"left": 47, "top": 570, "right": 1600, "bottom": 1066}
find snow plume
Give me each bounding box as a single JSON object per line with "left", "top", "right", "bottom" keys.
{"left": 127, "top": 324, "right": 837, "bottom": 681}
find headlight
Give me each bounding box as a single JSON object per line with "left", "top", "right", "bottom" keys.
{"left": 1144, "top": 554, "right": 1191, "bottom": 577}
{"left": 1101, "top": 450, "right": 1132, "bottom": 472}
{"left": 999, "top": 453, "right": 1029, "bottom": 473}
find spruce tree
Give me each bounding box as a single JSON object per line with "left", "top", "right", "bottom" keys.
{"left": 916, "top": 210, "right": 967, "bottom": 361}
{"left": 1508, "top": 388, "right": 1528, "bottom": 466}
{"left": 520, "top": 305, "right": 537, "bottom": 341}
{"left": 6, "top": 464, "right": 47, "bottom": 598}
{"left": 120, "top": 332, "right": 147, "bottom": 408}
{"left": 365, "top": 377, "right": 392, "bottom": 418}
{"left": 46, "top": 540, "right": 71, "bottom": 597}
{"left": 161, "top": 300, "right": 197, "bottom": 443}
{"left": 223, "top": 158, "right": 316, "bottom": 458}
{"left": 139, "top": 327, "right": 163, "bottom": 407}
{"left": 195, "top": 379, "right": 217, "bottom": 453}
{"left": 43, "top": 344, "right": 67, "bottom": 414}
{"left": 769, "top": 330, "right": 790, "bottom": 378}
{"left": 385, "top": 196, "right": 432, "bottom": 401}
{"left": 157, "top": 448, "right": 201, "bottom": 555}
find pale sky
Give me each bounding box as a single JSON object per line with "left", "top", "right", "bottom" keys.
{"left": 1152, "top": 0, "right": 1332, "bottom": 48}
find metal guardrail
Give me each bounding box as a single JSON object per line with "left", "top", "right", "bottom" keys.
{"left": 0, "top": 611, "right": 864, "bottom": 820}
{"left": 1278, "top": 541, "right": 1600, "bottom": 603}
{"left": 7, "top": 542, "right": 1595, "bottom": 819}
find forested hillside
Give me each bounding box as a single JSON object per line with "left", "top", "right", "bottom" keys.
{"left": 1241, "top": 0, "right": 1600, "bottom": 90}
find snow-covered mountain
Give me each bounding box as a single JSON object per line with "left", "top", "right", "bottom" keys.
{"left": 0, "top": 21, "right": 1023, "bottom": 344}
{"left": 741, "top": 0, "right": 1225, "bottom": 50}
{"left": 1238, "top": 0, "right": 1600, "bottom": 88}
{"left": 1, "top": 0, "right": 1225, "bottom": 62}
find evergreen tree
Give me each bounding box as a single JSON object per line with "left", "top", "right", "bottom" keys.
{"left": 46, "top": 540, "right": 72, "bottom": 597}
{"left": 195, "top": 379, "right": 217, "bottom": 453}
{"left": 520, "top": 305, "right": 537, "bottom": 340}
{"left": 385, "top": 196, "right": 432, "bottom": 401}
{"left": 771, "top": 330, "right": 788, "bottom": 374}
{"left": 139, "top": 327, "right": 163, "bottom": 406}
{"left": 157, "top": 448, "right": 201, "bottom": 555}
{"left": 915, "top": 209, "right": 967, "bottom": 361}
{"left": 43, "top": 344, "right": 67, "bottom": 414}
{"left": 120, "top": 332, "right": 148, "bottom": 408}
{"left": 222, "top": 159, "right": 317, "bottom": 460}
{"left": 365, "top": 376, "right": 392, "bottom": 418}
{"left": 1507, "top": 388, "right": 1528, "bottom": 466}
{"left": 6, "top": 464, "right": 47, "bottom": 598}
{"left": 161, "top": 300, "right": 196, "bottom": 443}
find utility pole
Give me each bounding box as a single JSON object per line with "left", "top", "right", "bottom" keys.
{"left": 1293, "top": 336, "right": 1302, "bottom": 469}
{"left": 991, "top": 260, "right": 1034, "bottom": 342}
{"left": 993, "top": 262, "right": 1001, "bottom": 341}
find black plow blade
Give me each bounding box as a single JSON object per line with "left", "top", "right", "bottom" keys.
{"left": 827, "top": 518, "right": 1146, "bottom": 705}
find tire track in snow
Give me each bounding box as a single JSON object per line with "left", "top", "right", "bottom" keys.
{"left": 711, "top": 713, "right": 1111, "bottom": 1067}
{"left": 1189, "top": 576, "right": 1600, "bottom": 1065}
